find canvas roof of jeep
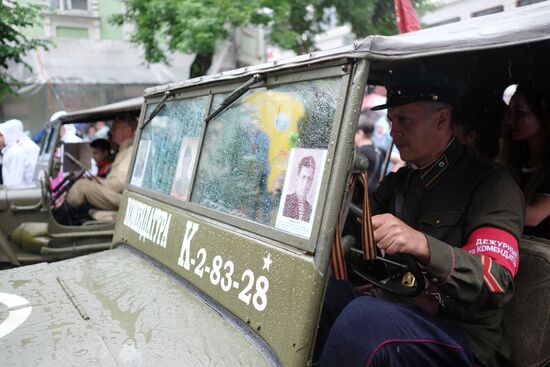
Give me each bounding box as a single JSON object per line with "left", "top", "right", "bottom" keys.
{"left": 57, "top": 97, "right": 144, "bottom": 125}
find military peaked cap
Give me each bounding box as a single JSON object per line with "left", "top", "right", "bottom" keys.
{"left": 371, "top": 71, "right": 468, "bottom": 111}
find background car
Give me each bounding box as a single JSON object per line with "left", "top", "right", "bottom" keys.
{"left": 0, "top": 97, "right": 142, "bottom": 267}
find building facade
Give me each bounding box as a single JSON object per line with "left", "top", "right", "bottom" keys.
{"left": 422, "top": 0, "right": 547, "bottom": 27}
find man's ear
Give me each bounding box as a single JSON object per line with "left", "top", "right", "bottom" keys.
{"left": 436, "top": 108, "right": 452, "bottom": 130}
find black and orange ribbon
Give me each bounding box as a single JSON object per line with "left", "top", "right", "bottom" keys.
{"left": 330, "top": 171, "right": 377, "bottom": 280}
{"left": 358, "top": 172, "right": 376, "bottom": 261}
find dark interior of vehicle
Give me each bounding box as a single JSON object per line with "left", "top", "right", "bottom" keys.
{"left": 338, "top": 38, "right": 550, "bottom": 367}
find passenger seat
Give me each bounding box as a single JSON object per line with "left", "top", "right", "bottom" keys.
{"left": 504, "top": 236, "right": 550, "bottom": 367}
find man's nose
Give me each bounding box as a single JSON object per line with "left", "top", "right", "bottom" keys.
{"left": 389, "top": 126, "right": 399, "bottom": 139}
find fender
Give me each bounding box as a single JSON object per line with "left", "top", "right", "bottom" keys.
{"left": 0, "top": 227, "right": 19, "bottom": 266}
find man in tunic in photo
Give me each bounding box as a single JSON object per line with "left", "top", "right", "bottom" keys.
{"left": 283, "top": 155, "right": 315, "bottom": 221}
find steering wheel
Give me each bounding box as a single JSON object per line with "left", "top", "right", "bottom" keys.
{"left": 342, "top": 234, "right": 425, "bottom": 297}
{"left": 49, "top": 151, "right": 91, "bottom": 208}
{"left": 50, "top": 171, "right": 84, "bottom": 208}
{"left": 342, "top": 202, "right": 426, "bottom": 297}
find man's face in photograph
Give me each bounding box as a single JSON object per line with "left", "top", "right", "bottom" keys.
{"left": 296, "top": 166, "right": 314, "bottom": 201}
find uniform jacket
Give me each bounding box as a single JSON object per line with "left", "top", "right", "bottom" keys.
{"left": 371, "top": 138, "right": 524, "bottom": 367}
{"left": 283, "top": 192, "right": 312, "bottom": 221}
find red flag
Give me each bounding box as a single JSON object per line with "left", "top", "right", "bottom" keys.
{"left": 395, "top": 0, "right": 421, "bottom": 33}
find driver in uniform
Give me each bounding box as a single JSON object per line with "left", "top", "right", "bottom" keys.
{"left": 320, "top": 72, "right": 524, "bottom": 367}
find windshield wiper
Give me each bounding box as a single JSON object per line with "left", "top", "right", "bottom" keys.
{"left": 141, "top": 91, "right": 171, "bottom": 130}
{"left": 204, "top": 73, "right": 265, "bottom": 123}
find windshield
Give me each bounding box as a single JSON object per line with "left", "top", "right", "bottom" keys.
{"left": 130, "top": 97, "right": 208, "bottom": 193}
{"left": 131, "top": 75, "right": 343, "bottom": 239}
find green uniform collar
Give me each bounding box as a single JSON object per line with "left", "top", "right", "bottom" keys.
{"left": 418, "top": 137, "right": 463, "bottom": 190}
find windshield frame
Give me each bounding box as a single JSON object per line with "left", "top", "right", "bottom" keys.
{"left": 127, "top": 61, "right": 352, "bottom": 253}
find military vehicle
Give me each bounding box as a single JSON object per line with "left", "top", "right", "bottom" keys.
{"left": 0, "top": 97, "right": 142, "bottom": 267}
{"left": 1, "top": 3, "right": 549, "bottom": 366}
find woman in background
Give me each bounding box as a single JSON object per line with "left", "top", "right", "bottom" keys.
{"left": 501, "top": 83, "right": 550, "bottom": 238}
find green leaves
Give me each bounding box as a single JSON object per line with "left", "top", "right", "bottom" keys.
{"left": 0, "top": 0, "right": 50, "bottom": 101}
{"left": 112, "top": 0, "right": 257, "bottom": 62}
{"left": 113, "top": 0, "right": 432, "bottom": 77}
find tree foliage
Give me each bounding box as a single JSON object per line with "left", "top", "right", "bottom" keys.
{"left": 113, "top": 0, "right": 432, "bottom": 77}
{"left": 0, "top": 0, "right": 50, "bottom": 101}
{"left": 316, "top": 0, "right": 433, "bottom": 37}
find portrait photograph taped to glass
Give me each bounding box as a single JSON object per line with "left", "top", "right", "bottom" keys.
{"left": 171, "top": 137, "right": 199, "bottom": 201}
{"left": 275, "top": 148, "right": 327, "bottom": 238}
{"left": 130, "top": 139, "right": 151, "bottom": 187}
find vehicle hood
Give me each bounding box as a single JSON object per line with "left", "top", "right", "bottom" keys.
{"left": 0, "top": 246, "right": 274, "bottom": 366}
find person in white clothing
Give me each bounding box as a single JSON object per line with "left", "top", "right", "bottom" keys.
{"left": 60, "top": 124, "right": 83, "bottom": 143}
{"left": 0, "top": 120, "right": 30, "bottom": 188}
{"left": 5, "top": 119, "right": 40, "bottom": 186}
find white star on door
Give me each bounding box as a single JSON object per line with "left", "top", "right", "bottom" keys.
{"left": 262, "top": 253, "right": 273, "bottom": 272}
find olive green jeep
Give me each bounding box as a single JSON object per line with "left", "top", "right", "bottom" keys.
{"left": 1, "top": 3, "right": 550, "bottom": 366}
{"left": 0, "top": 97, "right": 142, "bottom": 267}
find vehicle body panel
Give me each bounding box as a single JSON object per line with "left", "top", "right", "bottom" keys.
{"left": 0, "top": 246, "right": 274, "bottom": 366}
{"left": 114, "top": 191, "right": 323, "bottom": 366}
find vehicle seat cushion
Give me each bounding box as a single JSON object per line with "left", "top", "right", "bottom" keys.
{"left": 504, "top": 237, "right": 550, "bottom": 367}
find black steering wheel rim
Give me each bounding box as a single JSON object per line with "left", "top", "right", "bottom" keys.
{"left": 341, "top": 235, "right": 425, "bottom": 297}
{"left": 348, "top": 252, "right": 425, "bottom": 297}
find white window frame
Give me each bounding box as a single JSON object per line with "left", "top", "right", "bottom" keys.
{"left": 52, "top": 0, "right": 89, "bottom": 11}
{"left": 44, "top": 0, "right": 99, "bottom": 40}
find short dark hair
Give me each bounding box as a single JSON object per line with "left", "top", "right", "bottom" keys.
{"left": 298, "top": 156, "right": 316, "bottom": 175}
{"left": 455, "top": 88, "right": 505, "bottom": 159}
{"left": 90, "top": 138, "right": 110, "bottom": 152}
{"left": 357, "top": 110, "right": 380, "bottom": 136}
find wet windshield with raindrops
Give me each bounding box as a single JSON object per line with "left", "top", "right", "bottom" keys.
{"left": 131, "top": 76, "right": 342, "bottom": 234}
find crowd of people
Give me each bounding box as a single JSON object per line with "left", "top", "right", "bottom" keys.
{"left": 2, "top": 77, "right": 548, "bottom": 238}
